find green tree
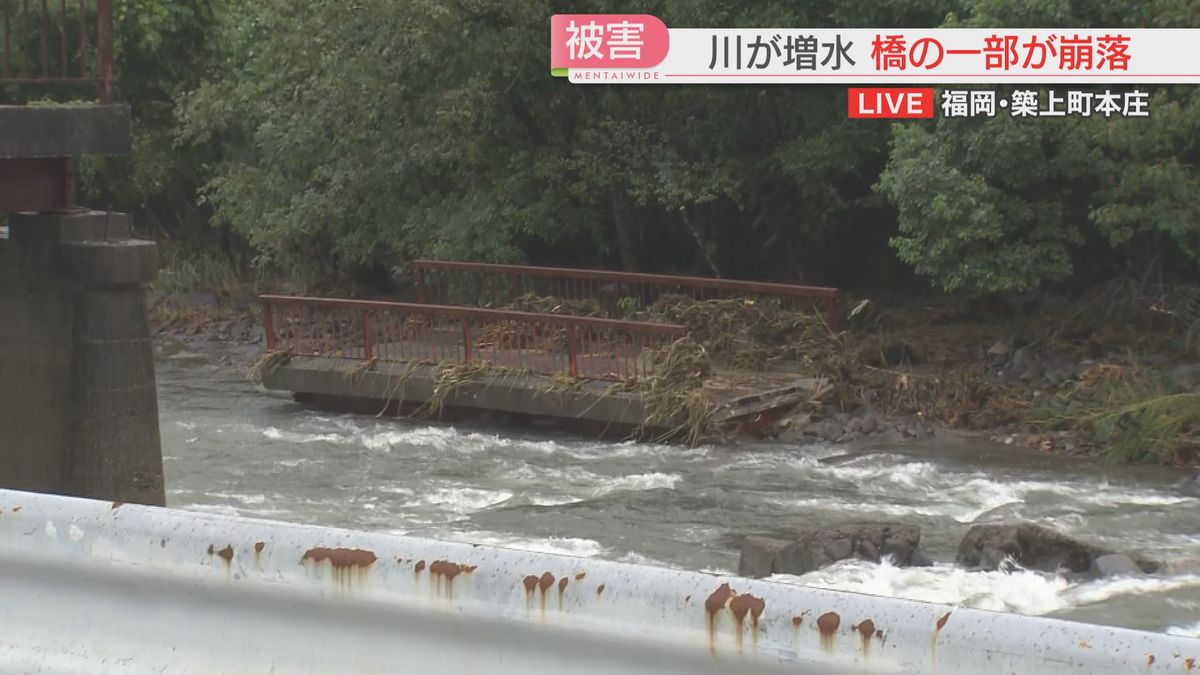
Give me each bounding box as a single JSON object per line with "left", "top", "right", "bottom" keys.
{"left": 81, "top": 0, "right": 223, "bottom": 242}
{"left": 880, "top": 0, "right": 1200, "bottom": 294}
{"left": 176, "top": 0, "right": 953, "bottom": 289}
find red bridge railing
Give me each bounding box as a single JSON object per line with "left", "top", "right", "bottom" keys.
{"left": 411, "top": 260, "right": 840, "bottom": 331}
{"left": 1, "top": 0, "right": 113, "bottom": 101}
{"left": 259, "top": 295, "right": 688, "bottom": 382}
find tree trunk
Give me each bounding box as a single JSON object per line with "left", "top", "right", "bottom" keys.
{"left": 680, "top": 206, "right": 721, "bottom": 278}
{"left": 611, "top": 190, "right": 638, "bottom": 272}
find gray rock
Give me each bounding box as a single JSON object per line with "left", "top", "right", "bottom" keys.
{"left": 987, "top": 341, "right": 1010, "bottom": 357}
{"left": 1089, "top": 553, "right": 1142, "bottom": 578}
{"left": 738, "top": 522, "right": 925, "bottom": 578}
{"left": 956, "top": 522, "right": 1101, "bottom": 573}
{"left": 1043, "top": 365, "right": 1073, "bottom": 386}
{"left": 170, "top": 291, "right": 220, "bottom": 309}
{"left": 881, "top": 342, "right": 921, "bottom": 366}
{"left": 1144, "top": 353, "right": 1173, "bottom": 368}
{"left": 1160, "top": 557, "right": 1200, "bottom": 574}
{"left": 1010, "top": 347, "right": 1045, "bottom": 381}
{"left": 1010, "top": 346, "right": 1034, "bottom": 370}
{"left": 909, "top": 549, "right": 933, "bottom": 567}
{"left": 738, "top": 536, "right": 807, "bottom": 578}
{"left": 1169, "top": 364, "right": 1200, "bottom": 392}
{"left": 1178, "top": 472, "right": 1200, "bottom": 498}
{"left": 157, "top": 337, "right": 187, "bottom": 357}
{"left": 165, "top": 350, "right": 207, "bottom": 362}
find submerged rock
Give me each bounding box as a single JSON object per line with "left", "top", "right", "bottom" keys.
{"left": 738, "top": 522, "right": 926, "bottom": 578}
{"left": 956, "top": 522, "right": 1100, "bottom": 573}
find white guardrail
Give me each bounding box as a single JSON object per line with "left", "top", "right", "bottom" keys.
{"left": 0, "top": 488, "right": 1195, "bottom": 674}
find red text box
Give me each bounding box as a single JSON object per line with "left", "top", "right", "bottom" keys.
{"left": 848, "top": 88, "right": 935, "bottom": 118}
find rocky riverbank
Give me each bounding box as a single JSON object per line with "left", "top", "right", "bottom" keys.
{"left": 151, "top": 291, "right": 265, "bottom": 369}
{"left": 775, "top": 297, "right": 1200, "bottom": 466}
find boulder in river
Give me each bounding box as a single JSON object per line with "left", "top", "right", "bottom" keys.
{"left": 738, "top": 522, "right": 926, "bottom": 578}
{"left": 1089, "top": 553, "right": 1143, "bottom": 578}
{"left": 956, "top": 522, "right": 1100, "bottom": 573}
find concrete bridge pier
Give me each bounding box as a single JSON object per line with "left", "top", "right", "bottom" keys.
{"left": 0, "top": 105, "right": 164, "bottom": 506}
{"left": 0, "top": 211, "right": 164, "bottom": 506}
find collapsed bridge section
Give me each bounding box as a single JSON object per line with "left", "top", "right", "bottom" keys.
{"left": 255, "top": 262, "right": 838, "bottom": 440}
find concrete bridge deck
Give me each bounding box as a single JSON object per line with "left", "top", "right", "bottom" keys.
{"left": 261, "top": 354, "right": 823, "bottom": 437}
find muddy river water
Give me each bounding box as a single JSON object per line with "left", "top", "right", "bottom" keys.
{"left": 158, "top": 358, "right": 1200, "bottom": 636}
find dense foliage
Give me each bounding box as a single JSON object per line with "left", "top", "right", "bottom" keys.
{"left": 74, "top": 0, "right": 1200, "bottom": 296}
{"left": 880, "top": 2, "right": 1200, "bottom": 293}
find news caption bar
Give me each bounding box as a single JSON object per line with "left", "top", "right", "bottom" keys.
{"left": 551, "top": 17, "right": 1200, "bottom": 84}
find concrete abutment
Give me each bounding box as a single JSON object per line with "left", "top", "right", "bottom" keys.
{"left": 0, "top": 210, "right": 164, "bottom": 506}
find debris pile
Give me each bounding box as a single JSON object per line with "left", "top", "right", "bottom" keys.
{"left": 635, "top": 336, "right": 716, "bottom": 445}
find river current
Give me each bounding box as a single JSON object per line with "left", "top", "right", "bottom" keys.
{"left": 158, "top": 357, "right": 1200, "bottom": 636}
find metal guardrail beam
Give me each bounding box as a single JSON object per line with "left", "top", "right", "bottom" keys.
{"left": 0, "top": 488, "right": 1194, "bottom": 674}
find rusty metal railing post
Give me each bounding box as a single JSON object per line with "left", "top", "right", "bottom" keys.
{"left": 416, "top": 268, "right": 428, "bottom": 304}
{"left": 261, "top": 301, "right": 277, "bottom": 351}
{"left": 361, "top": 310, "right": 373, "bottom": 360}
{"left": 96, "top": 0, "right": 112, "bottom": 102}
{"left": 566, "top": 324, "right": 578, "bottom": 377}
{"left": 461, "top": 318, "right": 472, "bottom": 364}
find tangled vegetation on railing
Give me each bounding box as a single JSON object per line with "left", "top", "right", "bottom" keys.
{"left": 425, "top": 362, "right": 533, "bottom": 416}
{"left": 503, "top": 292, "right": 839, "bottom": 371}
{"left": 641, "top": 294, "right": 838, "bottom": 371}
{"left": 500, "top": 291, "right": 1036, "bottom": 440}
{"left": 248, "top": 350, "right": 291, "bottom": 384}
{"left": 343, "top": 358, "right": 377, "bottom": 383}
{"left": 632, "top": 336, "right": 717, "bottom": 446}
{"left": 507, "top": 293, "right": 608, "bottom": 319}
